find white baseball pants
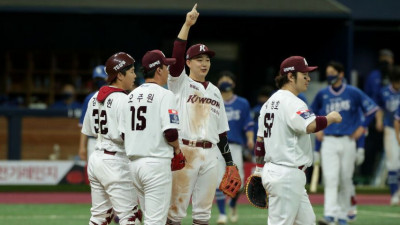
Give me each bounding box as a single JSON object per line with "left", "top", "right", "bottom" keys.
{"left": 321, "top": 136, "right": 356, "bottom": 221}
{"left": 88, "top": 150, "right": 138, "bottom": 225}
{"left": 168, "top": 145, "right": 219, "bottom": 223}
{"left": 129, "top": 157, "right": 172, "bottom": 225}
{"left": 262, "top": 162, "right": 316, "bottom": 225}
{"left": 384, "top": 127, "right": 400, "bottom": 170}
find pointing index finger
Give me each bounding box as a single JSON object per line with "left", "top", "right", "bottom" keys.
{"left": 192, "top": 3, "right": 197, "bottom": 12}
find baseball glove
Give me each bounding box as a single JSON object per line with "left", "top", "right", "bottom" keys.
{"left": 219, "top": 165, "right": 241, "bottom": 198}
{"left": 171, "top": 151, "right": 186, "bottom": 171}
{"left": 245, "top": 174, "right": 268, "bottom": 209}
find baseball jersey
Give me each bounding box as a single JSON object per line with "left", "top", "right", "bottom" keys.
{"left": 394, "top": 105, "right": 400, "bottom": 121}
{"left": 168, "top": 70, "right": 229, "bottom": 144}
{"left": 257, "top": 90, "right": 315, "bottom": 167}
{"left": 81, "top": 88, "right": 127, "bottom": 153}
{"left": 376, "top": 84, "right": 400, "bottom": 127}
{"left": 120, "top": 83, "right": 179, "bottom": 158}
{"left": 311, "top": 83, "right": 378, "bottom": 136}
{"left": 224, "top": 95, "right": 254, "bottom": 145}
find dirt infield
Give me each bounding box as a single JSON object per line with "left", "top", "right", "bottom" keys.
{"left": 0, "top": 192, "right": 392, "bottom": 205}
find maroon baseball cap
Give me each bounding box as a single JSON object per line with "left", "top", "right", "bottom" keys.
{"left": 186, "top": 43, "right": 216, "bottom": 60}
{"left": 279, "top": 56, "right": 318, "bottom": 75}
{"left": 142, "top": 50, "right": 176, "bottom": 72}
{"left": 105, "top": 52, "right": 135, "bottom": 83}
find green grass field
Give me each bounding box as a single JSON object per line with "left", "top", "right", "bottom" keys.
{"left": 1, "top": 204, "right": 399, "bottom": 225}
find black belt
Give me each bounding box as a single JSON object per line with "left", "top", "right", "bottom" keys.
{"left": 327, "top": 135, "right": 345, "bottom": 137}
{"left": 104, "top": 150, "right": 116, "bottom": 155}
{"left": 182, "top": 139, "right": 212, "bottom": 149}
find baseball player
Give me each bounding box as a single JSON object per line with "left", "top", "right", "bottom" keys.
{"left": 119, "top": 49, "right": 185, "bottom": 225}
{"left": 79, "top": 65, "right": 108, "bottom": 162}
{"left": 376, "top": 65, "right": 400, "bottom": 206}
{"left": 215, "top": 71, "right": 254, "bottom": 224}
{"left": 311, "top": 61, "right": 378, "bottom": 225}
{"left": 81, "top": 52, "right": 141, "bottom": 225}
{"left": 314, "top": 132, "right": 366, "bottom": 222}
{"left": 253, "top": 56, "right": 342, "bottom": 225}
{"left": 166, "top": 4, "right": 238, "bottom": 225}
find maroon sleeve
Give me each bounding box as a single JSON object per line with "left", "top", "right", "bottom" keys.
{"left": 169, "top": 39, "right": 187, "bottom": 77}
{"left": 164, "top": 128, "right": 179, "bottom": 142}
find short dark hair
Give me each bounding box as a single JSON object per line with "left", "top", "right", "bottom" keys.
{"left": 141, "top": 64, "right": 163, "bottom": 79}
{"left": 109, "top": 64, "right": 135, "bottom": 84}
{"left": 218, "top": 70, "right": 236, "bottom": 84}
{"left": 275, "top": 71, "right": 298, "bottom": 89}
{"left": 327, "top": 61, "right": 345, "bottom": 74}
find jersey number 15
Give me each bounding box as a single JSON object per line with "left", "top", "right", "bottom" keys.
{"left": 130, "top": 106, "right": 147, "bottom": 131}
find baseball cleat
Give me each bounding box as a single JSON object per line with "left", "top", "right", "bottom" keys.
{"left": 338, "top": 219, "right": 348, "bottom": 225}
{"left": 347, "top": 205, "right": 357, "bottom": 222}
{"left": 229, "top": 207, "right": 238, "bottom": 223}
{"left": 217, "top": 214, "right": 227, "bottom": 224}
{"left": 318, "top": 216, "right": 335, "bottom": 225}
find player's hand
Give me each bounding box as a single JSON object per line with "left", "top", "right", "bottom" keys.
{"left": 327, "top": 111, "right": 342, "bottom": 124}
{"left": 253, "top": 166, "right": 263, "bottom": 176}
{"left": 78, "top": 147, "right": 87, "bottom": 161}
{"left": 355, "top": 148, "right": 365, "bottom": 166}
{"left": 313, "top": 151, "right": 321, "bottom": 166}
{"left": 185, "top": 3, "right": 199, "bottom": 27}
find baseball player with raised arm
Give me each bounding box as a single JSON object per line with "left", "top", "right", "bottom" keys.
{"left": 119, "top": 50, "right": 185, "bottom": 225}
{"left": 81, "top": 52, "right": 141, "bottom": 225}
{"left": 311, "top": 61, "right": 379, "bottom": 225}
{"left": 215, "top": 71, "right": 254, "bottom": 224}
{"left": 166, "top": 4, "right": 240, "bottom": 225}
{"left": 253, "top": 56, "right": 342, "bottom": 225}
{"left": 377, "top": 65, "right": 400, "bottom": 205}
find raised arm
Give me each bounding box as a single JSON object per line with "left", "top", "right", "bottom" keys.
{"left": 169, "top": 4, "right": 199, "bottom": 77}
{"left": 306, "top": 111, "right": 342, "bottom": 134}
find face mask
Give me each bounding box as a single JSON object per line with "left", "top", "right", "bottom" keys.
{"left": 379, "top": 61, "right": 390, "bottom": 75}
{"left": 218, "top": 82, "right": 233, "bottom": 92}
{"left": 95, "top": 80, "right": 107, "bottom": 89}
{"left": 326, "top": 75, "right": 340, "bottom": 85}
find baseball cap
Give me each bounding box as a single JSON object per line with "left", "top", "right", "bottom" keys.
{"left": 279, "top": 56, "right": 317, "bottom": 75}
{"left": 92, "top": 65, "right": 107, "bottom": 79}
{"left": 186, "top": 43, "right": 215, "bottom": 60}
{"left": 142, "top": 50, "right": 176, "bottom": 72}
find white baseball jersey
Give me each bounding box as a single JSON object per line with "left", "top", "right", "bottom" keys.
{"left": 81, "top": 90, "right": 127, "bottom": 153}
{"left": 168, "top": 70, "right": 229, "bottom": 143}
{"left": 257, "top": 90, "right": 315, "bottom": 167}
{"left": 120, "top": 83, "right": 179, "bottom": 158}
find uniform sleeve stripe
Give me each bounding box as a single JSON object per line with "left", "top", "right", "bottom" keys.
{"left": 364, "top": 106, "right": 380, "bottom": 117}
